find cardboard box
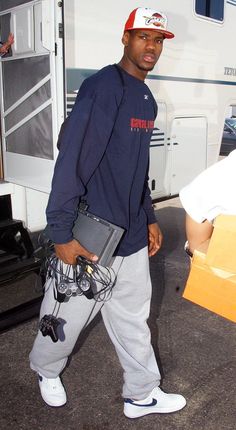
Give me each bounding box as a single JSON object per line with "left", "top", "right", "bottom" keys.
{"left": 206, "top": 215, "right": 236, "bottom": 273}
{"left": 183, "top": 215, "right": 236, "bottom": 323}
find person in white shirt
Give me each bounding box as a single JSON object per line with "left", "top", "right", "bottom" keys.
{"left": 179, "top": 149, "right": 236, "bottom": 254}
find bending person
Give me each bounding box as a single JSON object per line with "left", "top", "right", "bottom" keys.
{"left": 180, "top": 149, "right": 236, "bottom": 255}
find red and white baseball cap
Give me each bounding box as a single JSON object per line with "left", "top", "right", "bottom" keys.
{"left": 124, "top": 7, "right": 175, "bottom": 39}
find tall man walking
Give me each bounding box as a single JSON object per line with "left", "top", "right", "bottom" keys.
{"left": 30, "top": 7, "right": 186, "bottom": 419}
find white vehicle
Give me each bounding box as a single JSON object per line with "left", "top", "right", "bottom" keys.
{"left": 0, "top": 0, "right": 236, "bottom": 236}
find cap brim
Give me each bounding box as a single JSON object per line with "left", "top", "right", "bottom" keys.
{"left": 160, "top": 30, "right": 175, "bottom": 39}
{"left": 125, "top": 27, "right": 175, "bottom": 39}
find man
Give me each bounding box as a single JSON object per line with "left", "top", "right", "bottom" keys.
{"left": 180, "top": 149, "right": 236, "bottom": 254}
{"left": 30, "top": 7, "right": 186, "bottom": 419}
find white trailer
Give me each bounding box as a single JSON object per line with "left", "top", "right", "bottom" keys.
{"left": 0, "top": 0, "right": 236, "bottom": 234}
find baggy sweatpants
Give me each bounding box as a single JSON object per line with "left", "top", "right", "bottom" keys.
{"left": 29, "top": 246, "right": 161, "bottom": 399}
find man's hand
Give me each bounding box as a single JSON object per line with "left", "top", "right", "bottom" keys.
{"left": 54, "top": 239, "right": 98, "bottom": 265}
{"left": 148, "top": 222, "right": 163, "bottom": 257}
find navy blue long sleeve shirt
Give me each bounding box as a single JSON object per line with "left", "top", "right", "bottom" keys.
{"left": 46, "top": 65, "right": 157, "bottom": 256}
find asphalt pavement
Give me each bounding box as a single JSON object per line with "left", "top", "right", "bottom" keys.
{"left": 1, "top": 198, "right": 236, "bottom": 430}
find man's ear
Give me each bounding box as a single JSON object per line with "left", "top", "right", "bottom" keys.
{"left": 122, "top": 31, "right": 130, "bottom": 47}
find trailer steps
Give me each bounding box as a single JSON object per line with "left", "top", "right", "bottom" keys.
{"left": 0, "top": 218, "right": 43, "bottom": 332}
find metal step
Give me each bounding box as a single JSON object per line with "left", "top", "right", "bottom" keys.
{"left": 0, "top": 256, "right": 42, "bottom": 286}
{"left": 0, "top": 218, "right": 44, "bottom": 331}
{"left": 0, "top": 296, "right": 42, "bottom": 333}
{"left": 0, "top": 251, "right": 19, "bottom": 266}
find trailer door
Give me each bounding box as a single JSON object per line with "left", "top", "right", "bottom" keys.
{"left": 148, "top": 102, "right": 168, "bottom": 199}
{"left": 170, "top": 117, "right": 207, "bottom": 195}
{"left": 0, "top": 0, "right": 63, "bottom": 193}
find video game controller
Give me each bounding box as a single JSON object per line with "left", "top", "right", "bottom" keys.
{"left": 39, "top": 314, "right": 60, "bottom": 342}
{"left": 78, "top": 272, "right": 94, "bottom": 299}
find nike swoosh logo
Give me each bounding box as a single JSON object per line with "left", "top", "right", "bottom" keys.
{"left": 124, "top": 398, "right": 157, "bottom": 407}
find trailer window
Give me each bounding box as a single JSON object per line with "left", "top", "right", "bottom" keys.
{"left": 195, "top": 0, "right": 224, "bottom": 21}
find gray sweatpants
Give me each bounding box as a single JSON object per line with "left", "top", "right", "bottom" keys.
{"left": 29, "top": 246, "right": 161, "bottom": 399}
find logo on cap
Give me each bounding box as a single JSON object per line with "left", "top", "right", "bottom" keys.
{"left": 124, "top": 8, "right": 175, "bottom": 39}
{"left": 144, "top": 13, "right": 166, "bottom": 29}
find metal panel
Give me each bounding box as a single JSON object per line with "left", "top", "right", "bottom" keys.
{"left": 170, "top": 117, "right": 207, "bottom": 195}
{"left": 148, "top": 102, "right": 168, "bottom": 199}
{"left": 2, "top": 55, "right": 50, "bottom": 110}
{"left": 11, "top": 5, "right": 34, "bottom": 54}
{"left": 6, "top": 105, "right": 53, "bottom": 160}
{"left": 5, "top": 81, "right": 51, "bottom": 131}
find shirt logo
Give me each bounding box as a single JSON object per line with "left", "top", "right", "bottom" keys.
{"left": 144, "top": 94, "right": 149, "bottom": 100}
{"left": 130, "top": 118, "right": 154, "bottom": 132}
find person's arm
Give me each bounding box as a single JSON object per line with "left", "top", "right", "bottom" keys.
{"left": 47, "top": 80, "right": 122, "bottom": 264}
{"left": 142, "top": 166, "right": 156, "bottom": 223}
{"left": 185, "top": 214, "right": 213, "bottom": 254}
{"left": 54, "top": 239, "right": 98, "bottom": 265}
{"left": 0, "top": 32, "right": 14, "bottom": 55}
{"left": 179, "top": 156, "right": 234, "bottom": 255}
{"left": 148, "top": 222, "right": 163, "bottom": 257}
{"left": 142, "top": 168, "right": 163, "bottom": 256}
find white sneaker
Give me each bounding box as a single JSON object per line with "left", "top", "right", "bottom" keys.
{"left": 124, "top": 386, "right": 186, "bottom": 419}
{"left": 38, "top": 374, "right": 67, "bottom": 407}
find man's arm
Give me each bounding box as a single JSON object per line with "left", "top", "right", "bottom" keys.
{"left": 142, "top": 168, "right": 157, "bottom": 224}
{"left": 142, "top": 169, "right": 163, "bottom": 256}
{"left": 47, "top": 79, "right": 123, "bottom": 264}
{"left": 148, "top": 222, "right": 163, "bottom": 257}
{"left": 54, "top": 239, "right": 98, "bottom": 265}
